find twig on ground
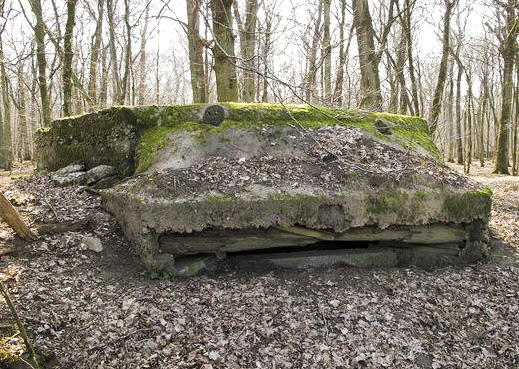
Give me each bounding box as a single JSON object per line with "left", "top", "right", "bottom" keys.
{"left": 0, "top": 280, "right": 41, "bottom": 369}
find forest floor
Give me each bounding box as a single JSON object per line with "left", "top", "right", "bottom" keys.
{"left": 0, "top": 161, "right": 518, "bottom": 369}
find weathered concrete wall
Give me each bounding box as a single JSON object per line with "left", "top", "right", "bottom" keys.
{"left": 35, "top": 107, "right": 139, "bottom": 177}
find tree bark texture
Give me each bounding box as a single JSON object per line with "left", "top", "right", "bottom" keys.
{"left": 234, "top": 0, "right": 259, "bottom": 102}
{"left": 455, "top": 65, "right": 464, "bottom": 165}
{"left": 87, "top": 0, "right": 105, "bottom": 110}
{"left": 494, "top": 0, "right": 518, "bottom": 174}
{"left": 352, "top": 0, "right": 382, "bottom": 111}
{"left": 211, "top": 0, "right": 239, "bottom": 102}
{"left": 0, "top": 36, "right": 12, "bottom": 169}
{"left": 404, "top": 0, "right": 420, "bottom": 116}
{"left": 322, "top": 0, "right": 332, "bottom": 102}
{"left": 333, "top": 1, "right": 349, "bottom": 105}
{"left": 107, "top": 0, "right": 121, "bottom": 105}
{"left": 429, "top": 0, "right": 457, "bottom": 136}
{"left": 138, "top": 5, "right": 150, "bottom": 105}
{"left": 187, "top": 0, "right": 207, "bottom": 103}
{"left": 305, "top": 0, "right": 323, "bottom": 103}
{"left": 63, "top": 0, "right": 78, "bottom": 116}
{"left": 0, "top": 192, "right": 37, "bottom": 241}
{"left": 29, "top": 0, "right": 52, "bottom": 125}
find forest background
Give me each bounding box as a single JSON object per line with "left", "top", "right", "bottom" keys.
{"left": 0, "top": 0, "right": 518, "bottom": 175}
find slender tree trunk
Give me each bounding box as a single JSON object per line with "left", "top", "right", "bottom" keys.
{"left": 107, "top": 0, "right": 121, "bottom": 105}
{"left": 138, "top": 5, "right": 150, "bottom": 105}
{"left": 333, "top": 1, "right": 350, "bottom": 105}
{"left": 322, "top": 0, "right": 332, "bottom": 102}
{"left": 62, "top": 0, "right": 78, "bottom": 116}
{"left": 455, "top": 65, "right": 463, "bottom": 164}
{"left": 352, "top": 0, "right": 382, "bottom": 110}
{"left": 99, "top": 46, "right": 109, "bottom": 108}
{"left": 404, "top": 0, "right": 420, "bottom": 116}
{"left": 211, "top": 0, "right": 239, "bottom": 102}
{"left": 429, "top": 0, "right": 457, "bottom": 136}
{"left": 118, "top": 0, "right": 131, "bottom": 105}
{"left": 16, "top": 66, "right": 30, "bottom": 161}
{"left": 494, "top": 0, "right": 518, "bottom": 174}
{"left": 512, "top": 62, "right": 519, "bottom": 175}
{"left": 305, "top": 0, "right": 323, "bottom": 103}
{"left": 87, "top": 0, "right": 105, "bottom": 110}
{"left": 260, "top": 12, "right": 272, "bottom": 102}
{"left": 396, "top": 28, "right": 412, "bottom": 115}
{"left": 234, "top": 0, "right": 259, "bottom": 102}
{"left": 0, "top": 36, "right": 12, "bottom": 169}
{"left": 29, "top": 0, "right": 51, "bottom": 125}
{"left": 447, "top": 60, "right": 455, "bottom": 162}
{"left": 465, "top": 82, "right": 473, "bottom": 173}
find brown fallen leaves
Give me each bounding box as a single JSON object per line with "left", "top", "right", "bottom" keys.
{"left": 0, "top": 163, "right": 518, "bottom": 368}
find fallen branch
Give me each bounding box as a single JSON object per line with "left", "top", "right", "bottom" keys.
{"left": 0, "top": 191, "right": 38, "bottom": 241}
{"left": 35, "top": 217, "right": 91, "bottom": 235}
{"left": 0, "top": 279, "right": 41, "bottom": 369}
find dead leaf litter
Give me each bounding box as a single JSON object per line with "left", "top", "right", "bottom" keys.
{"left": 0, "top": 162, "right": 518, "bottom": 368}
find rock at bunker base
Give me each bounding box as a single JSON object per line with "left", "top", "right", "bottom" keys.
{"left": 82, "top": 236, "right": 103, "bottom": 253}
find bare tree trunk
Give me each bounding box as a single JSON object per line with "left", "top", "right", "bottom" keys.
{"left": 512, "top": 60, "right": 519, "bottom": 175}
{"left": 305, "top": 0, "right": 323, "bottom": 103}
{"left": 234, "top": 0, "right": 259, "bottom": 102}
{"left": 404, "top": 0, "right": 420, "bottom": 116}
{"left": 63, "top": 0, "right": 78, "bottom": 116}
{"left": 107, "top": 0, "right": 121, "bottom": 105}
{"left": 211, "top": 0, "right": 239, "bottom": 102}
{"left": 29, "top": 0, "right": 52, "bottom": 125}
{"left": 99, "top": 45, "right": 109, "bottom": 108}
{"left": 16, "top": 66, "right": 30, "bottom": 161}
{"left": 429, "top": 0, "right": 457, "bottom": 136}
{"left": 322, "top": 0, "right": 332, "bottom": 102}
{"left": 352, "top": 0, "right": 382, "bottom": 110}
{"left": 186, "top": 0, "right": 207, "bottom": 103}
{"left": 260, "top": 8, "right": 273, "bottom": 103}
{"left": 333, "top": 1, "right": 351, "bottom": 105}
{"left": 447, "top": 60, "right": 455, "bottom": 162}
{"left": 119, "top": 0, "right": 131, "bottom": 105}
{"left": 494, "top": 0, "right": 518, "bottom": 174}
{"left": 87, "top": 0, "right": 105, "bottom": 110}
{"left": 455, "top": 65, "right": 463, "bottom": 165}
{"left": 0, "top": 34, "right": 12, "bottom": 169}
{"left": 138, "top": 5, "right": 150, "bottom": 105}
{"left": 465, "top": 80, "right": 473, "bottom": 173}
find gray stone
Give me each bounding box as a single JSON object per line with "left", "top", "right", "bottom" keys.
{"left": 55, "top": 164, "right": 85, "bottom": 174}
{"left": 51, "top": 171, "right": 85, "bottom": 187}
{"left": 175, "top": 255, "right": 218, "bottom": 276}
{"left": 82, "top": 236, "right": 103, "bottom": 253}
{"left": 85, "top": 165, "right": 116, "bottom": 185}
{"left": 92, "top": 175, "right": 120, "bottom": 189}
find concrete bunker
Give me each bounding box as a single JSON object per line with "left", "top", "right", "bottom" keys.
{"left": 35, "top": 103, "right": 492, "bottom": 275}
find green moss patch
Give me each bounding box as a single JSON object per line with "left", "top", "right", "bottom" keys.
{"left": 136, "top": 126, "right": 177, "bottom": 173}
{"left": 443, "top": 188, "right": 493, "bottom": 220}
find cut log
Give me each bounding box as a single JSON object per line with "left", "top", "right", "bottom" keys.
{"left": 0, "top": 191, "right": 38, "bottom": 241}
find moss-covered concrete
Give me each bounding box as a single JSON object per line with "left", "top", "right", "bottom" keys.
{"left": 35, "top": 103, "right": 441, "bottom": 176}
{"left": 34, "top": 103, "right": 491, "bottom": 273}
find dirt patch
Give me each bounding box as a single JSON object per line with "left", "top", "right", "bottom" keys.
{"left": 1, "top": 162, "right": 519, "bottom": 368}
